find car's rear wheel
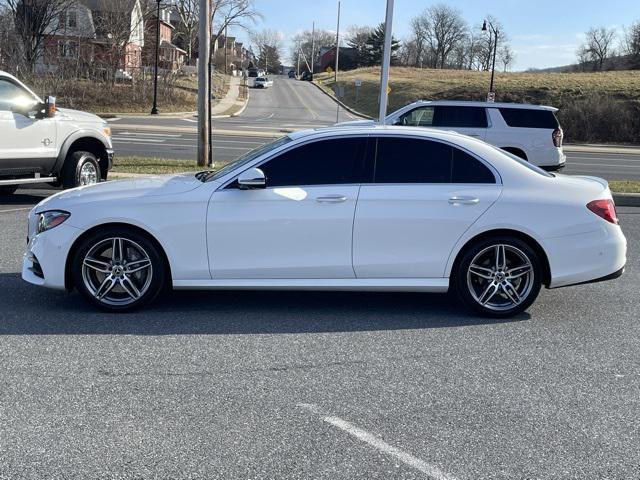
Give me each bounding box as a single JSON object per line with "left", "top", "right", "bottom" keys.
{"left": 72, "top": 228, "right": 166, "bottom": 312}
{"left": 62, "top": 151, "right": 101, "bottom": 189}
{"left": 455, "top": 237, "right": 542, "bottom": 318}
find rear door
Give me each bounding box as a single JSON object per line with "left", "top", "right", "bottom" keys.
{"left": 353, "top": 136, "right": 502, "bottom": 279}
{"left": 433, "top": 105, "right": 489, "bottom": 141}
{"left": 0, "top": 78, "right": 57, "bottom": 176}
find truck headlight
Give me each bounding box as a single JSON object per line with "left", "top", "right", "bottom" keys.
{"left": 37, "top": 211, "right": 70, "bottom": 234}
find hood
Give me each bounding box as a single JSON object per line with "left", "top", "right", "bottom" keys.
{"left": 56, "top": 107, "right": 105, "bottom": 125}
{"left": 35, "top": 173, "right": 203, "bottom": 211}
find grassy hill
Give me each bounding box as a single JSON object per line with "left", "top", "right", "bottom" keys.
{"left": 315, "top": 67, "right": 640, "bottom": 143}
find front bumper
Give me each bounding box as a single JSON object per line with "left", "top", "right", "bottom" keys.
{"left": 106, "top": 148, "right": 115, "bottom": 171}
{"left": 22, "top": 223, "right": 81, "bottom": 290}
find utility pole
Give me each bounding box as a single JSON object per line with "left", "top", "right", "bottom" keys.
{"left": 197, "top": 0, "right": 211, "bottom": 167}
{"left": 482, "top": 20, "right": 499, "bottom": 101}
{"left": 334, "top": 1, "right": 341, "bottom": 123}
{"left": 378, "top": 0, "right": 394, "bottom": 124}
{"left": 310, "top": 21, "right": 315, "bottom": 77}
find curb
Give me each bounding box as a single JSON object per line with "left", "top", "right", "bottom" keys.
{"left": 613, "top": 193, "right": 640, "bottom": 207}
{"left": 110, "top": 123, "right": 285, "bottom": 138}
{"left": 100, "top": 111, "right": 196, "bottom": 119}
{"left": 310, "top": 81, "right": 372, "bottom": 120}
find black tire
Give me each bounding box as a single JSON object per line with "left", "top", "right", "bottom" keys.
{"left": 72, "top": 227, "right": 167, "bottom": 312}
{"left": 0, "top": 185, "right": 18, "bottom": 195}
{"left": 61, "top": 151, "right": 101, "bottom": 189}
{"left": 454, "top": 236, "right": 542, "bottom": 318}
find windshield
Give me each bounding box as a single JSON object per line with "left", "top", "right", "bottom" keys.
{"left": 198, "top": 135, "right": 292, "bottom": 182}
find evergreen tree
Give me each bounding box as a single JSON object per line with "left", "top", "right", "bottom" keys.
{"left": 363, "top": 23, "right": 400, "bottom": 66}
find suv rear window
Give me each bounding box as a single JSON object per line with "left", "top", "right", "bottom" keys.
{"left": 498, "top": 108, "right": 559, "bottom": 129}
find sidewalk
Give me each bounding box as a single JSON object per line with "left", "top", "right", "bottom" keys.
{"left": 211, "top": 75, "right": 245, "bottom": 117}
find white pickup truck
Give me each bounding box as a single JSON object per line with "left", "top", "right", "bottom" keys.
{"left": 0, "top": 71, "right": 114, "bottom": 195}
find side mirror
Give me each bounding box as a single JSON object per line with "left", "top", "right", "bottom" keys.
{"left": 44, "top": 96, "right": 57, "bottom": 118}
{"left": 11, "top": 99, "right": 39, "bottom": 118}
{"left": 237, "top": 167, "right": 266, "bottom": 189}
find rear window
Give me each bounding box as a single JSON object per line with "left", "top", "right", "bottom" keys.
{"left": 434, "top": 106, "right": 488, "bottom": 128}
{"left": 498, "top": 108, "right": 559, "bottom": 129}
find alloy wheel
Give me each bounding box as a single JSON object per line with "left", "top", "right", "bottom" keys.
{"left": 466, "top": 244, "right": 534, "bottom": 312}
{"left": 79, "top": 161, "right": 98, "bottom": 186}
{"left": 81, "top": 237, "right": 153, "bottom": 307}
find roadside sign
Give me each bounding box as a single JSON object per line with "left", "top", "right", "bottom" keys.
{"left": 487, "top": 92, "right": 496, "bottom": 103}
{"left": 355, "top": 79, "right": 362, "bottom": 87}
{"left": 386, "top": 85, "right": 392, "bottom": 95}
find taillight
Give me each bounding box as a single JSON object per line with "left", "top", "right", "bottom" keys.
{"left": 552, "top": 128, "right": 564, "bottom": 148}
{"left": 587, "top": 199, "right": 619, "bottom": 225}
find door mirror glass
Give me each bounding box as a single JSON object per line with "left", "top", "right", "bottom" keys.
{"left": 237, "top": 167, "right": 266, "bottom": 189}
{"left": 10, "top": 98, "right": 40, "bottom": 118}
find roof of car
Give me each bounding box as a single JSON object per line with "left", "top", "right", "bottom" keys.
{"left": 287, "top": 125, "right": 475, "bottom": 143}
{"left": 404, "top": 100, "right": 558, "bottom": 111}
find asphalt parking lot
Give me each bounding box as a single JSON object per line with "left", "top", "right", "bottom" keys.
{"left": 1, "top": 189, "right": 639, "bottom": 480}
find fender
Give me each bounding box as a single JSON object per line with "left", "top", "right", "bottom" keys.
{"left": 53, "top": 129, "right": 111, "bottom": 175}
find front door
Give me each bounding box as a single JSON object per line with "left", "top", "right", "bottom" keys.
{"left": 0, "top": 78, "right": 57, "bottom": 175}
{"left": 207, "top": 137, "right": 368, "bottom": 279}
{"left": 353, "top": 136, "right": 502, "bottom": 278}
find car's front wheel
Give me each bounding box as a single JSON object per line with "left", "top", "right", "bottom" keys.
{"left": 455, "top": 237, "right": 542, "bottom": 318}
{"left": 62, "top": 151, "right": 101, "bottom": 189}
{"left": 72, "top": 228, "right": 166, "bottom": 312}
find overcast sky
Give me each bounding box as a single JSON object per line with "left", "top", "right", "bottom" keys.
{"left": 227, "top": 0, "right": 639, "bottom": 71}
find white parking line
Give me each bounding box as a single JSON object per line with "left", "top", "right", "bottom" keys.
{"left": 117, "top": 132, "right": 183, "bottom": 138}
{"left": 112, "top": 138, "right": 166, "bottom": 143}
{"left": 297, "top": 403, "right": 457, "bottom": 480}
{"left": 0, "top": 207, "right": 31, "bottom": 214}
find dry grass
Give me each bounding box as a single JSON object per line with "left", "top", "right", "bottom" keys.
{"left": 317, "top": 67, "right": 640, "bottom": 113}
{"left": 316, "top": 67, "right": 640, "bottom": 142}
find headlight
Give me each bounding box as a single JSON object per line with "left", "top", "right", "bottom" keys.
{"left": 37, "top": 211, "right": 70, "bottom": 234}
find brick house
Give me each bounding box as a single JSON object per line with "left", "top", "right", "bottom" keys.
{"left": 143, "top": 7, "right": 187, "bottom": 72}
{"left": 36, "top": 0, "right": 145, "bottom": 76}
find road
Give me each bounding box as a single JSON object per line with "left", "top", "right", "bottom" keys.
{"left": 0, "top": 190, "right": 639, "bottom": 479}
{"left": 105, "top": 76, "right": 640, "bottom": 181}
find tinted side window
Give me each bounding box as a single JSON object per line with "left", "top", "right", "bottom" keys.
{"left": 398, "top": 107, "right": 435, "bottom": 126}
{"left": 434, "top": 106, "right": 488, "bottom": 128}
{"left": 452, "top": 148, "right": 495, "bottom": 184}
{"left": 259, "top": 137, "right": 367, "bottom": 187}
{"left": 499, "top": 108, "right": 559, "bottom": 129}
{"left": 374, "top": 137, "right": 452, "bottom": 184}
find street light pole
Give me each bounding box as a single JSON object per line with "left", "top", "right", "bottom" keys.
{"left": 378, "top": 0, "right": 395, "bottom": 124}
{"left": 482, "top": 20, "right": 499, "bottom": 101}
{"left": 150, "top": 0, "right": 161, "bottom": 115}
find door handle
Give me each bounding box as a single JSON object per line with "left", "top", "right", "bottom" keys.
{"left": 316, "top": 195, "right": 348, "bottom": 203}
{"left": 449, "top": 196, "right": 480, "bottom": 205}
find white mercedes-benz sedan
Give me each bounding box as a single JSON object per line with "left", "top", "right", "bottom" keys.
{"left": 23, "top": 126, "right": 627, "bottom": 317}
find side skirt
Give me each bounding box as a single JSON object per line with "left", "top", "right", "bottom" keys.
{"left": 172, "top": 278, "right": 450, "bottom": 293}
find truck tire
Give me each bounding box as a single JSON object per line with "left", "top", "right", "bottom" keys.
{"left": 0, "top": 185, "right": 18, "bottom": 195}
{"left": 62, "top": 151, "right": 101, "bottom": 189}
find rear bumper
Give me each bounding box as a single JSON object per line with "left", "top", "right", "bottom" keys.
{"left": 546, "top": 224, "right": 627, "bottom": 288}
{"left": 553, "top": 266, "right": 625, "bottom": 289}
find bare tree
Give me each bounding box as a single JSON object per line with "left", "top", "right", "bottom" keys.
{"left": 250, "top": 29, "right": 282, "bottom": 72}
{"left": 578, "top": 26, "right": 617, "bottom": 70}
{"left": 409, "top": 15, "right": 428, "bottom": 67}
{"left": 622, "top": 21, "right": 640, "bottom": 66}
{"left": 421, "top": 4, "right": 468, "bottom": 69}
{"left": 3, "top": 0, "right": 71, "bottom": 72}
{"left": 499, "top": 44, "right": 515, "bottom": 72}
{"left": 172, "top": 0, "right": 198, "bottom": 62}
{"left": 89, "top": 0, "right": 147, "bottom": 83}
{"left": 291, "top": 28, "right": 334, "bottom": 71}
